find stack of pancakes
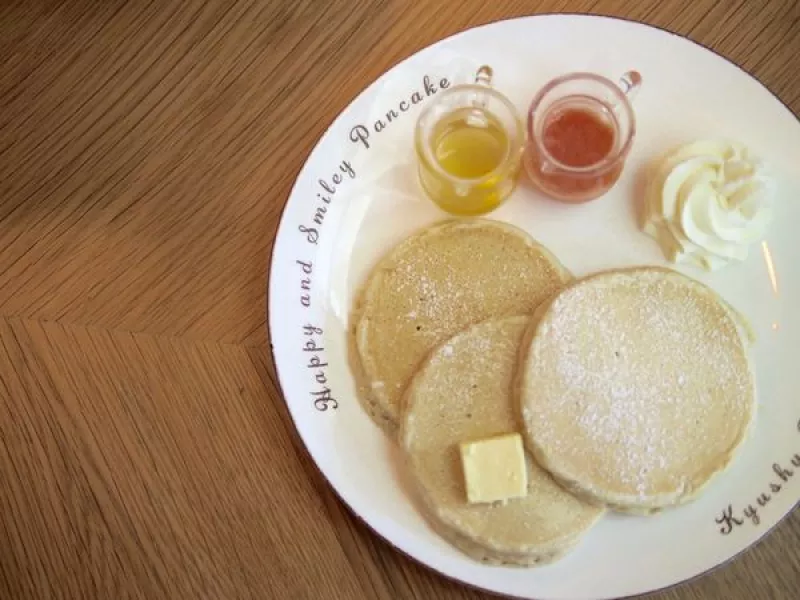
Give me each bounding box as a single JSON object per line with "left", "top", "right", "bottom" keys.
{"left": 349, "top": 219, "right": 756, "bottom": 566}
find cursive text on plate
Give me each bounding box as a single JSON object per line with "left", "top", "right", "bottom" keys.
{"left": 715, "top": 419, "right": 800, "bottom": 534}
{"left": 302, "top": 324, "right": 338, "bottom": 412}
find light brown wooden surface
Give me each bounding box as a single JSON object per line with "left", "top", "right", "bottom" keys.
{"left": 1, "top": 1, "right": 798, "bottom": 598}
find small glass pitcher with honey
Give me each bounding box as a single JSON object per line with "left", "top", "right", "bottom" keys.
{"left": 414, "top": 66, "right": 525, "bottom": 216}
{"left": 524, "top": 71, "right": 642, "bottom": 203}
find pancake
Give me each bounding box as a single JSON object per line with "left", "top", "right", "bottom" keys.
{"left": 350, "top": 219, "right": 571, "bottom": 436}
{"left": 517, "top": 267, "right": 756, "bottom": 514}
{"left": 401, "top": 316, "right": 603, "bottom": 566}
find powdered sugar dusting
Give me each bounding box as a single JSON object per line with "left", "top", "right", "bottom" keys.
{"left": 385, "top": 225, "right": 564, "bottom": 341}
{"left": 523, "top": 271, "right": 754, "bottom": 501}
{"left": 359, "top": 222, "right": 569, "bottom": 423}
{"left": 403, "top": 316, "right": 602, "bottom": 551}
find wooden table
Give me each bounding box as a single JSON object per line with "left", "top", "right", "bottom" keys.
{"left": 1, "top": 1, "right": 798, "bottom": 598}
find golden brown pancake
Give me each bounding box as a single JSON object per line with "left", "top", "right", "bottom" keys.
{"left": 401, "top": 316, "right": 603, "bottom": 565}
{"left": 517, "top": 267, "right": 756, "bottom": 513}
{"left": 350, "top": 218, "right": 571, "bottom": 436}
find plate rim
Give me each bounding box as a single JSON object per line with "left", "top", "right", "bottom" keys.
{"left": 266, "top": 12, "right": 800, "bottom": 600}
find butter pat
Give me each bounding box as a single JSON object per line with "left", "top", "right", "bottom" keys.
{"left": 459, "top": 433, "right": 528, "bottom": 504}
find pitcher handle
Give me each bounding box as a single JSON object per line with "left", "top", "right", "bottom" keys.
{"left": 474, "top": 65, "right": 493, "bottom": 87}
{"left": 471, "top": 65, "right": 494, "bottom": 110}
{"left": 618, "top": 70, "right": 642, "bottom": 102}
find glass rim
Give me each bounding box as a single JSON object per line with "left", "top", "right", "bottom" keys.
{"left": 527, "top": 72, "right": 637, "bottom": 174}
{"left": 415, "top": 84, "right": 525, "bottom": 185}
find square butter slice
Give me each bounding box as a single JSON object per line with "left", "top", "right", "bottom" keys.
{"left": 459, "top": 432, "right": 528, "bottom": 504}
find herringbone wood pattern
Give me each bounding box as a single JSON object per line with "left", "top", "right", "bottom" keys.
{"left": 1, "top": 1, "right": 798, "bottom": 598}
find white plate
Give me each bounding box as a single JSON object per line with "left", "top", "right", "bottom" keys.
{"left": 268, "top": 14, "right": 800, "bottom": 600}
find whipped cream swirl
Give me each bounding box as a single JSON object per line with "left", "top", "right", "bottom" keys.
{"left": 642, "top": 140, "right": 773, "bottom": 271}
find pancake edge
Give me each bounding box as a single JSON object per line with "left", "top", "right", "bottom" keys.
{"left": 516, "top": 266, "right": 758, "bottom": 514}
{"left": 400, "top": 315, "right": 603, "bottom": 565}
{"left": 349, "top": 218, "right": 572, "bottom": 437}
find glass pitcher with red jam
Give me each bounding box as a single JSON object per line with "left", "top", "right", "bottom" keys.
{"left": 524, "top": 71, "right": 642, "bottom": 203}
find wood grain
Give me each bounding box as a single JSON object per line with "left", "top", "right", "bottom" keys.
{"left": 1, "top": 1, "right": 798, "bottom": 598}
